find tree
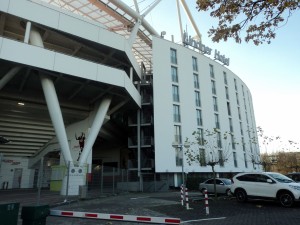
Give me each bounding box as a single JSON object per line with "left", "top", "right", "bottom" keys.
{"left": 196, "top": 0, "right": 300, "bottom": 45}
{"left": 184, "top": 128, "right": 234, "bottom": 198}
{"left": 247, "top": 126, "right": 300, "bottom": 171}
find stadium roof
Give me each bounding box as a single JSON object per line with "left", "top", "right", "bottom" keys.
{"left": 40, "top": 0, "right": 161, "bottom": 71}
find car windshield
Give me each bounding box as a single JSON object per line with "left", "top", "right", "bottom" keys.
{"left": 268, "top": 173, "right": 294, "bottom": 183}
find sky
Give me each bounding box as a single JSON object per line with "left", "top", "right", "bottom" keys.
{"left": 125, "top": 0, "right": 300, "bottom": 151}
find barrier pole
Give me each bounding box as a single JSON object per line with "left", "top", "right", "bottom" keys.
{"left": 180, "top": 184, "right": 184, "bottom": 206}
{"left": 185, "top": 187, "right": 190, "bottom": 210}
{"left": 204, "top": 189, "right": 209, "bottom": 215}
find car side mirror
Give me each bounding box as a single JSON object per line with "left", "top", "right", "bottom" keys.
{"left": 220, "top": 182, "right": 224, "bottom": 185}
{"left": 267, "top": 179, "right": 273, "bottom": 183}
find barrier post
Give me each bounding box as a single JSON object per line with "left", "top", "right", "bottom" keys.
{"left": 185, "top": 187, "right": 190, "bottom": 210}
{"left": 180, "top": 184, "right": 184, "bottom": 206}
{"left": 204, "top": 189, "right": 209, "bottom": 215}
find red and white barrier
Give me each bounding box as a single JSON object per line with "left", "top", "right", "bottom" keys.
{"left": 204, "top": 189, "right": 209, "bottom": 215}
{"left": 180, "top": 184, "right": 184, "bottom": 206}
{"left": 50, "top": 209, "right": 181, "bottom": 224}
{"left": 185, "top": 187, "right": 190, "bottom": 210}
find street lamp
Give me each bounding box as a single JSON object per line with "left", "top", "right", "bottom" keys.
{"left": 172, "top": 141, "right": 190, "bottom": 187}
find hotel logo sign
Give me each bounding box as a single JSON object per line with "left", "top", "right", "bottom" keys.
{"left": 183, "top": 31, "right": 230, "bottom": 66}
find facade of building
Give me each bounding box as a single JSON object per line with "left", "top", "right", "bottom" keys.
{"left": 0, "top": 0, "right": 259, "bottom": 192}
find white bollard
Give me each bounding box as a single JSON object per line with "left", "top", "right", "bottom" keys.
{"left": 185, "top": 187, "right": 190, "bottom": 210}
{"left": 204, "top": 189, "right": 209, "bottom": 215}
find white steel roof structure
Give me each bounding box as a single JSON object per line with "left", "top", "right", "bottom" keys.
{"left": 38, "top": 0, "right": 203, "bottom": 71}
{"left": 39, "top": 0, "right": 158, "bottom": 71}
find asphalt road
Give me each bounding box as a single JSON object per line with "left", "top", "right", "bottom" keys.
{"left": 44, "top": 191, "right": 300, "bottom": 225}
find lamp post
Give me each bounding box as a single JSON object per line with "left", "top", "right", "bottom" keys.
{"left": 172, "top": 141, "right": 190, "bottom": 187}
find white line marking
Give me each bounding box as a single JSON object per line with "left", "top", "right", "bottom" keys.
{"left": 181, "top": 217, "right": 226, "bottom": 223}
{"left": 130, "top": 196, "right": 150, "bottom": 200}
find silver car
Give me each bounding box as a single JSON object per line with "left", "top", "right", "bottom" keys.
{"left": 199, "top": 178, "right": 232, "bottom": 196}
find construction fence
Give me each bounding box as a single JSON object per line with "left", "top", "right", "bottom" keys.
{"left": 0, "top": 157, "right": 169, "bottom": 207}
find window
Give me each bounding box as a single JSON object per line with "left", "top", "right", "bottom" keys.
{"left": 225, "top": 86, "right": 229, "bottom": 100}
{"left": 192, "top": 56, "right": 198, "bottom": 71}
{"left": 238, "top": 107, "right": 241, "bottom": 120}
{"left": 193, "top": 73, "right": 199, "bottom": 89}
{"left": 174, "top": 125, "right": 182, "bottom": 144}
{"left": 227, "top": 102, "right": 231, "bottom": 116}
{"left": 209, "top": 64, "right": 214, "bottom": 78}
{"left": 214, "top": 113, "right": 220, "bottom": 129}
{"left": 242, "top": 137, "right": 245, "bottom": 151}
{"left": 172, "top": 85, "right": 180, "bottom": 102}
{"left": 240, "top": 122, "right": 243, "bottom": 135}
{"left": 218, "top": 150, "right": 224, "bottom": 167}
{"left": 233, "top": 152, "right": 238, "bottom": 167}
{"left": 231, "top": 134, "right": 235, "bottom": 150}
{"left": 170, "top": 48, "right": 177, "bottom": 64}
{"left": 196, "top": 109, "right": 203, "bottom": 126}
{"left": 236, "top": 92, "right": 240, "bottom": 105}
{"left": 175, "top": 147, "right": 183, "bottom": 166}
{"left": 211, "top": 80, "right": 216, "bottom": 95}
{"left": 257, "top": 175, "right": 269, "bottom": 183}
{"left": 171, "top": 66, "right": 178, "bottom": 82}
{"left": 213, "top": 96, "right": 218, "bottom": 112}
{"left": 217, "top": 132, "right": 222, "bottom": 148}
{"left": 200, "top": 148, "right": 206, "bottom": 166}
{"left": 173, "top": 105, "right": 181, "bottom": 122}
{"left": 229, "top": 118, "right": 233, "bottom": 132}
{"left": 198, "top": 128, "right": 204, "bottom": 145}
{"left": 244, "top": 153, "right": 248, "bottom": 168}
{"left": 234, "top": 78, "right": 238, "bottom": 91}
{"left": 195, "top": 91, "right": 201, "bottom": 107}
{"left": 223, "top": 72, "right": 228, "bottom": 85}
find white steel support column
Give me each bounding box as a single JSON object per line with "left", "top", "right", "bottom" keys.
{"left": 0, "top": 67, "right": 21, "bottom": 90}
{"left": 176, "top": 0, "right": 184, "bottom": 44}
{"left": 79, "top": 97, "right": 112, "bottom": 164}
{"left": 128, "top": 19, "right": 141, "bottom": 47}
{"left": 40, "top": 74, "right": 73, "bottom": 164}
{"left": 180, "top": 0, "right": 202, "bottom": 42}
{"left": 29, "top": 26, "right": 72, "bottom": 164}
{"left": 24, "top": 21, "right": 31, "bottom": 44}
{"left": 141, "top": 0, "right": 162, "bottom": 18}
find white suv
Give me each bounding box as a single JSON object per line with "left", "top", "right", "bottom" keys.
{"left": 231, "top": 172, "right": 300, "bottom": 207}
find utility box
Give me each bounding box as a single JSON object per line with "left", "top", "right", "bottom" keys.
{"left": 0, "top": 202, "right": 20, "bottom": 225}
{"left": 21, "top": 205, "right": 49, "bottom": 225}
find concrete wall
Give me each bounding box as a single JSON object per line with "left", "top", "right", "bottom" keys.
{"left": 0, "top": 156, "right": 34, "bottom": 189}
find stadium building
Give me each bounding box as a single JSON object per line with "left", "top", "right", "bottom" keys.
{"left": 0, "top": 0, "right": 260, "bottom": 193}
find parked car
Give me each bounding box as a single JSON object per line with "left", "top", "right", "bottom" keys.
{"left": 286, "top": 173, "right": 300, "bottom": 182}
{"left": 231, "top": 172, "right": 300, "bottom": 207}
{"left": 199, "top": 178, "right": 232, "bottom": 196}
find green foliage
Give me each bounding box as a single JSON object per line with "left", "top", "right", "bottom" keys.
{"left": 196, "top": 0, "right": 300, "bottom": 45}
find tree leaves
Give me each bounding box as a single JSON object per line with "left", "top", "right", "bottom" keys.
{"left": 196, "top": 0, "right": 299, "bottom": 45}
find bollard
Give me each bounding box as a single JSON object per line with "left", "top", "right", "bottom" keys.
{"left": 204, "top": 189, "right": 209, "bottom": 215}
{"left": 180, "top": 184, "right": 184, "bottom": 206}
{"left": 185, "top": 187, "right": 190, "bottom": 210}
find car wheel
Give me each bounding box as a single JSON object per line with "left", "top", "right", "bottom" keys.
{"left": 235, "top": 189, "right": 247, "bottom": 202}
{"left": 279, "top": 192, "right": 294, "bottom": 207}
{"left": 226, "top": 189, "right": 231, "bottom": 196}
